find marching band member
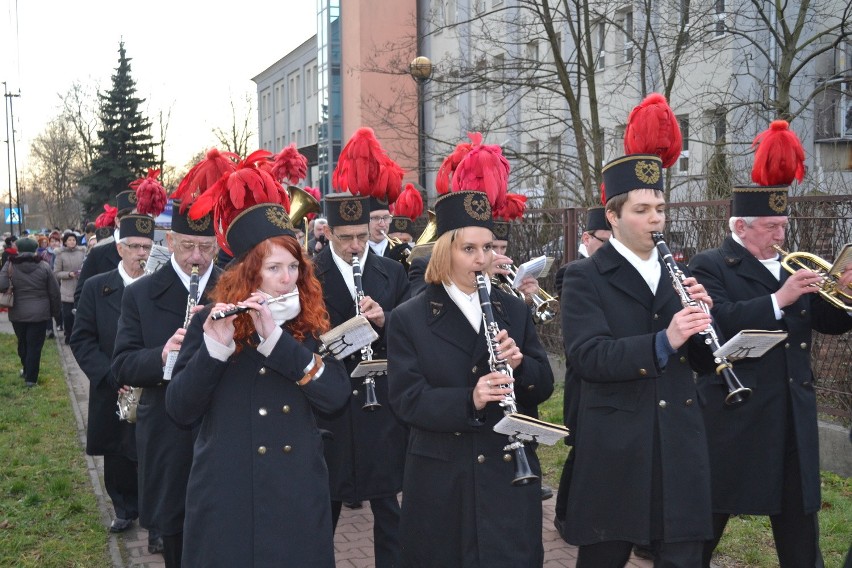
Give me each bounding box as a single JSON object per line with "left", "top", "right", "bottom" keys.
{"left": 387, "top": 139, "right": 554, "bottom": 567}
{"left": 554, "top": 206, "right": 610, "bottom": 298}
{"left": 111, "top": 200, "right": 221, "bottom": 566}
{"left": 316, "top": 127, "right": 410, "bottom": 567}
{"left": 367, "top": 196, "right": 394, "bottom": 258}
{"left": 689, "top": 121, "right": 852, "bottom": 567}
{"left": 166, "top": 197, "right": 350, "bottom": 567}
{"left": 70, "top": 214, "right": 154, "bottom": 537}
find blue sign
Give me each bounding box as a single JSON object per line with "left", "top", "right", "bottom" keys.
{"left": 4, "top": 208, "right": 21, "bottom": 224}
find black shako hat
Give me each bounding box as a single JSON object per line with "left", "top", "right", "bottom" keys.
{"left": 731, "top": 185, "right": 789, "bottom": 217}
{"left": 389, "top": 217, "right": 413, "bottom": 236}
{"left": 116, "top": 190, "right": 137, "bottom": 214}
{"left": 602, "top": 154, "right": 664, "bottom": 202}
{"left": 368, "top": 196, "right": 389, "bottom": 214}
{"left": 435, "top": 190, "right": 493, "bottom": 237}
{"left": 119, "top": 214, "right": 156, "bottom": 240}
{"left": 171, "top": 204, "right": 215, "bottom": 237}
{"left": 324, "top": 194, "right": 370, "bottom": 227}
{"left": 225, "top": 203, "right": 295, "bottom": 258}
{"left": 491, "top": 220, "right": 511, "bottom": 242}
{"left": 585, "top": 207, "right": 608, "bottom": 232}
{"left": 95, "top": 227, "right": 113, "bottom": 242}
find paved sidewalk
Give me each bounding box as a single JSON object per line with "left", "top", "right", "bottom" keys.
{"left": 2, "top": 310, "right": 651, "bottom": 567}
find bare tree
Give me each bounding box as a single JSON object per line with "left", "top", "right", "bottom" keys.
{"left": 27, "top": 117, "right": 86, "bottom": 228}
{"left": 60, "top": 81, "right": 100, "bottom": 171}
{"left": 212, "top": 93, "right": 255, "bottom": 157}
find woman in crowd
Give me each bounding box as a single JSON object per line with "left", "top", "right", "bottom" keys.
{"left": 53, "top": 232, "right": 86, "bottom": 344}
{"left": 0, "top": 237, "right": 61, "bottom": 386}
{"left": 166, "top": 201, "right": 350, "bottom": 567}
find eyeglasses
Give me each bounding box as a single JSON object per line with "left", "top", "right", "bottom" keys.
{"left": 332, "top": 232, "right": 369, "bottom": 243}
{"left": 370, "top": 215, "right": 392, "bottom": 223}
{"left": 589, "top": 232, "right": 609, "bottom": 243}
{"left": 176, "top": 240, "right": 216, "bottom": 254}
{"left": 122, "top": 243, "right": 153, "bottom": 252}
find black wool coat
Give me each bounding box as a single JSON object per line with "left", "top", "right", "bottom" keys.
{"left": 74, "top": 240, "right": 120, "bottom": 306}
{"left": 387, "top": 284, "right": 554, "bottom": 568}
{"left": 70, "top": 269, "right": 135, "bottom": 458}
{"left": 561, "top": 242, "right": 715, "bottom": 546}
{"left": 689, "top": 236, "right": 852, "bottom": 515}
{"left": 312, "top": 247, "right": 411, "bottom": 501}
{"left": 111, "top": 262, "right": 220, "bottom": 535}
{"left": 166, "top": 305, "right": 351, "bottom": 568}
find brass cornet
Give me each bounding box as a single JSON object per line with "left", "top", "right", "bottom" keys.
{"left": 493, "top": 265, "right": 560, "bottom": 324}
{"left": 773, "top": 245, "right": 852, "bottom": 313}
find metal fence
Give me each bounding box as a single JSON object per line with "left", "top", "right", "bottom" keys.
{"left": 508, "top": 196, "right": 852, "bottom": 421}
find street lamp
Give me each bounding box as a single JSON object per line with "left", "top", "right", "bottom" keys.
{"left": 409, "top": 56, "right": 433, "bottom": 189}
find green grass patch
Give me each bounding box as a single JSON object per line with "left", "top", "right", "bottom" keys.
{"left": 536, "top": 382, "right": 852, "bottom": 567}
{"left": 0, "top": 333, "right": 110, "bottom": 567}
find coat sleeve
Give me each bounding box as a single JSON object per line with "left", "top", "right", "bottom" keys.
{"left": 46, "top": 264, "right": 61, "bottom": 318}
{"left": 0, "top": 264, "right": 9, "bottom": 292}
{"left": 562, "top": 262, "right": 661, "bottom": 383}
{"left": 70, "top": 279, "right": 112, "bottom": 389}
{"left": 111, "top": 284, "right": 167, "bottom": 387}
{"left": 407, "top": 256, "right": 428, "bottom": 297}
{"left": 54, "top": 252, "right": 71, "bottom": 280}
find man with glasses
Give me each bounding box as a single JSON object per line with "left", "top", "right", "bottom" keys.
{"left": 111, "top": 208, "right": 222, "bottom": 566}
{"left": 71, "top": 214, "right": 153, "bottom": 539}
{"left": 313, "top": 193, "right": 409, "bottom": 568}
{"left": 554, "top": 206, "right": 611, "bottom": 298}
{"left": 367, "top": 197, "right": 395, "bottom": 258}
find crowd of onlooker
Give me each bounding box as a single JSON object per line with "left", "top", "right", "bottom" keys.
{"left": 0, "top": 222, "right": 100, "bottom": 386}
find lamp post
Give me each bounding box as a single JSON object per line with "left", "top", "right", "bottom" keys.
{"left": 409, "top": 56, "right": 433, "bottom": 190}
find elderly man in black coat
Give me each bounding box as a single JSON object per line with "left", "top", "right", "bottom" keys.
{"left": 690, "top": 184, "right": 852, "bottom": 567}
{"left": 111, "top": 210, "right": 221, "bottom": 568}
{"left": 312, "top": 193, "right": 410, "bottom": 568}
{"left": 561, "top": 155, "right": 717, "bottom": 567}
{"left": 70, "top": 214, "right": 154, "bottom": 535}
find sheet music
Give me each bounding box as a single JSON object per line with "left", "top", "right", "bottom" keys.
{"left": 512, "top": 255, "right": 548, "bottom": 283}
{"left": 538, "top": 257, "right": 555, "bottom": 278}
{"left": 351, "top": 359, "right": 388, "bottom": 378}
{"left": 319, "top": 315, "right": 378, "bottom": 360}
{"left": 713, "top": 329, "right": 788, "bottom": 361}
{"left": 829, "top": 243, "right": 852, "bottom": 278}
{"left": 494, "top": 414, "right": 570, "bottom": 446}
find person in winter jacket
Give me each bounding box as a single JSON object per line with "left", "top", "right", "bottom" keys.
{"left": 53, "top": 233, "right": 86, "bottom": 343}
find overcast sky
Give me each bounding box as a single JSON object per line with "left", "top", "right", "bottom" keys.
{"left": 0, "top": 0, "right": 317, "bottom": 183}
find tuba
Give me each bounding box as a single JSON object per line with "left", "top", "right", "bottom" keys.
{"left": 493, "top": 265, "right": 560, "bottom": 324}
{"left": 773, "top": 245, "right": 852, "bottom": 313}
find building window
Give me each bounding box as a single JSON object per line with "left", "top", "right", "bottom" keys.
{"left": 548, "top": 136, "right": 562, "bottom": 166}
{"left": 527, "top": 140, "right": 540, "bottom": 185}
{"left": 594, "top": 22, "right": 606, "bottom": 71}
{"left": 680, "top": 0, "right": 691, "bottom": 46}
{"left": 714, "top": 107, "right": 726, "bottom": 143}
{"left": 446, "top": 0, "right": 456, "bottom": 24}
{"left": 618, "top": 10, "right": 633, "bottom": 64}
{"left": 677, "top": 115, "right": 689, "bottom": 174}
{"left": 474, "top": 0, "right": 485, "bottom": 14}
{"left": 714, "top": 0, "right": 726, "bottom": 38}
{"left": 553, "top": 32, "right": 562, "bottom": 61}
{"left": 527, "top": 41, "right": 539, "bottom": 62}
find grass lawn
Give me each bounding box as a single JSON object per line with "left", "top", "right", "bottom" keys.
{"left": 536, "top": 381, "right": 852, "bottom": 567}
{"left": 0, "top": 332, "right": 111, "bottom": 567}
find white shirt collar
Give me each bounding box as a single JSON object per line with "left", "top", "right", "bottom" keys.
{"left": 731, "top": 233, "right": 781, "bottom": 280}
{"left": 170, "top": 255, "right": 214, "bottom": 300}
{"left": 577, "top": 243, "right": 589, "bottom": 258}
{"left": 609, "top": 236, "right": 661, "bottom": 295}
{"left": 117, "top": 262, "right": 145, "bottom": 286}
{"left": 330, "top": 246, "right": 370, "bottom": 300}
{"left": 443, "top": 279, "right": 491, "bottom": 333}
{"left": 369, "top": 238, "right": 388, "bottom": 257}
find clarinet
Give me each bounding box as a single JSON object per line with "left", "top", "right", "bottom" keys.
{"left": 163, "top": 265, "right": 199, "bottom": 381}
{"left": 475, "top": 271, "right": 538, "bottom": 486}
{"left": 651, "top": 233, "right": 751, "bottom": 406}
{"left": 352, "top": 255, "right": 380, "bottom": 411}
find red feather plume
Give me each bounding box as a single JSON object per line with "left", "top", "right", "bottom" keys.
{"left": 493, "top": 193, "right": 527, "bottom": 221}
{"left": 189, "top": 150, "right": 291, "bottom": 255}
{"left": 623, "top": 93, "right": 683, "bottom": 168}
{"left": 452, "top": 133, "right": 510, "bottom": 210}
{"left": 95, "top": 204, "right": 118, "bottom": 228}
{"left": 751, "top": 120, "right": 805, "bottom": 186}
{"left": 171, "top": 148, "right": 239, "bottom": 212}
{"left": 130, "top": 169, "right": 168, "bottom": 217}
{"left": 271, "top": 144, "right": 308, "bottom": 185}
{"left": 332, "top": 127, "right": 404, "bottom": 203}
{"left": 435, "top": 134, "right": 477, "bottom": 194}
{"left": 600, "top": 183, "right": 606, "bottom": 205}
{"left": 393, "top": 183, "right": 424, "bottom": 221}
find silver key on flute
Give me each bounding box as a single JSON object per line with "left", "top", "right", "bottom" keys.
{"left": 210, "top": 291, "right": 299, "bottom": 320}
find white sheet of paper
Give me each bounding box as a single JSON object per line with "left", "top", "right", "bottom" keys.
{"left": 512, "top": 255, "right": 549, "bottom": 283}
{"left": 713, "top": 329, "right": 788, "bottom": 361}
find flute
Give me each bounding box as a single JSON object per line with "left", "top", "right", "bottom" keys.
{"left": 210, "top": 291, "right": 299, "bottom": 320}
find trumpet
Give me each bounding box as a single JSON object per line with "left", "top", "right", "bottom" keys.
{"left": 773, "top": 245, "right": 852, "bottom": 313}
{"left": 493, "top": 265, "right": 560, "bottom": 324}
{"left": 210, "top": 291, "right": 299, "bottom": 320}
{"left": 116, "top": 387, "right": 142, "bottom": 423}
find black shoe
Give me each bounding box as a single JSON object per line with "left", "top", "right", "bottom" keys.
{"left": 633, "top": 544, "right": 655, "bottom": 560}
{"left": 541, "top": 484, "right": 554, "bottom": 501}
{"left": 343, "top": 501, "right": 363, "bottom": 510}
{"left": 109, "top": 517, "right": 133, "bottom": 533}
{"left": 148, "top": 536, "right": 164, "bottom": 554}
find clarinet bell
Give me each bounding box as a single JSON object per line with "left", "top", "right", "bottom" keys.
{"left": 720, "top": 366, "right": 751, "bottom": 407}
{"left": 362, "top": 377, "right": 382, "bottom": 412}
{"left": 507, "top": 438, "right": 539, "bottom": 486}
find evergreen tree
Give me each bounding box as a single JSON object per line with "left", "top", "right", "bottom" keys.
{"left": 81, "top": 41, "right": 157, "bottom": 217}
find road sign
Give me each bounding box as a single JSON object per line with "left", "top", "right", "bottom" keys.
{"left": 4, "top": 208, "right": 21, "bottom": 224}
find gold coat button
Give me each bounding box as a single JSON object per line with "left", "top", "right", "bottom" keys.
{"left": 800, "top": 343, "right": 807, "bottom": 349}
{"left": 639, "top": 368, "right": 647, "bottom": 376}
{"left": 802, "top": 381, "right": 810, "bottom": 387}
{"left": 477, "top": 455, "right": 485, "bottom": 464}
{"left": 453, "top": 432, "right": 461, "bottom": 436}
{"left": 353, "top": 389, "right": 359, "bottom": 396}
{"left": 685, "top": 399, "right": 694, "bottom": 406}
{"left": 472, "top": 366, "right": 478, "bottom": 373}
{"left": 526, "top": 384, "right": 534, "bottom": 391}
{"left": 258, "top": 367, "right": 267, "bottom": 375}
{"left": 658, "top": 400, "right": 667, "bottom": 408}
{"left": 283, "top": 445, "right": 292, "bottom": 453}
{"left": 258, "top": 407, "right": 268, "bottom": 416}
{"left": 282, "top": 405, "right": 291, "bottom": 414}
{"left": 785, "top": 343, "right": 790, "bottom": 349}
{"left": 257, "top": 446, "right": 267, "bottom": 455}
{"left": 679, "top": 356, "right": 687, "bottom": 364}
{"left": 503, "top": 453, "right": 512, "bottom": 462}
{"left": 789, "top": 378, "right": 794, "bottom": 383}
{"left": 800, "top": 310, "right": 807, "bottom": 316}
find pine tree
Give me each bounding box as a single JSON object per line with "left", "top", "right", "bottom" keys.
{"left": 81, "top": 41, "right": 157, "bottom": 217}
